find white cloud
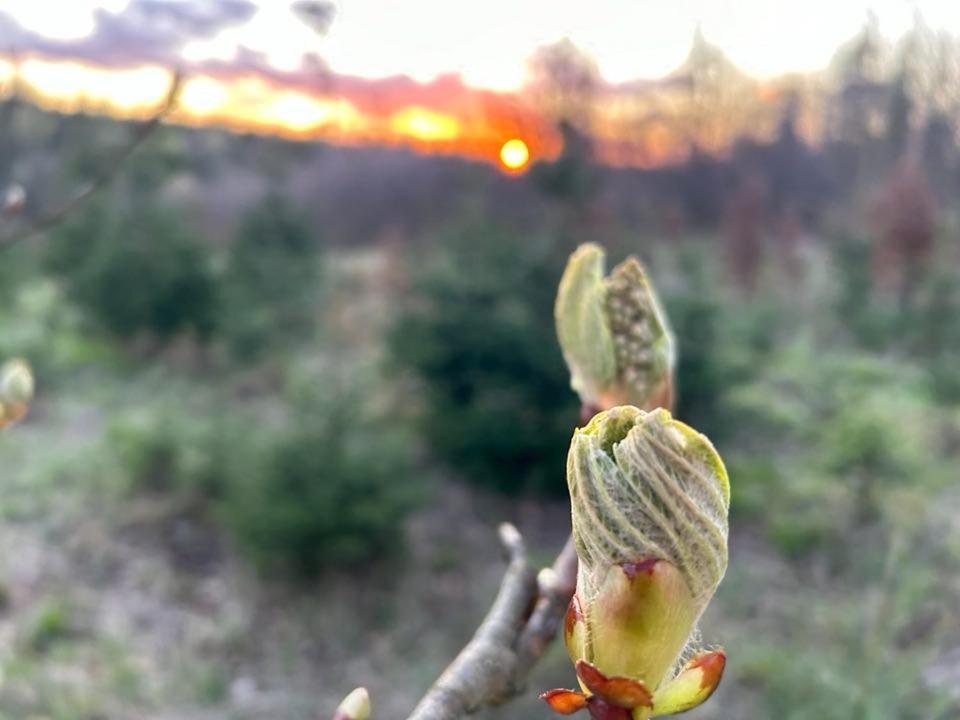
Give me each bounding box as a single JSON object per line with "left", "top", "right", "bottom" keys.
{"left": 1, "top": 0, "right": 128, "bottom": 39}
{"left": 4, "top": 0, "right": 960, "bottom": 87}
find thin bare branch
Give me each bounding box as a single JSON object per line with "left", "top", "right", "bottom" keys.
{"left": 400, "top": 523, "right": 577, "bottom": 720}
{"left": 405, "top": 523, "right": 538, "bottom": 720}
{"left": 515, "top": 535, "right": 578, "bottom": 672}
{"left": 0, "top": 69, "right": 183, "bottom": 252}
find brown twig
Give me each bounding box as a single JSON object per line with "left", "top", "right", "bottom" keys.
{"left": 0, "top": 69, "right": 183, "bottom": 252}
{"left": 403, "top": 523, "right": 578, "bottom": 720}
{"left": 515, "top": 535, "right": 578, "bottom": 672}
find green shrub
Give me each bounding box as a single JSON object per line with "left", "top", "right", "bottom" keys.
{"left": 737, "top": 534, "right": 957, "bottom": 720}
{"left": 222, "top": 194, "right": 322, "bottom": 360}
{"left": 49, "top": 201, "right": 219, "bottom": 341}
{"left": 109, "top": 405, "right": 227, "bottom": 498}
{"left": 724, "top": 341, "right": 947, "bottom": 557}
{"left": 0, "top": 241, "right": 35, "bottom": 305}
{"left": 0, "top": 278, "right": 115, "bottom": 382}
{"left": 27, "top": 598, "right": 73, "bottom": 653}
{"left": 659, "top": 245, "right": 760, "bottom": 439}
{"left": 827, "top": 236, "right": 960, "bottom": 405}
{"left": 390, "top": 223, "right": 579, "bottom": 495}
{"left": 219, "top": 363, "right": 420, "bottom": 574}
{"left": 831, "top": 235, "right": 901, "bottom": 350}
{"left": 740, "top": 637, "right": 949, "bottom": 720}
{"left": 908, "top": 263, "right": 960, "bottom": 404}
{"left": 100, "top": 361, "right": 419, "bottom": 576}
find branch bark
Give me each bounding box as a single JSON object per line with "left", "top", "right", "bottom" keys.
{"left": 403, "top": 524, "right": 577, "bottom": 720}
{"left": 515, "top": 535, "right": 577, "bottom": 671}
{"left": 0, "top": 70, "right": 182, "bottom": 252}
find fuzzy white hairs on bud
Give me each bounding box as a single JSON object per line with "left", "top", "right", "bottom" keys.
{"left": 568, "top": 406, "right": 729, "bottom": 604}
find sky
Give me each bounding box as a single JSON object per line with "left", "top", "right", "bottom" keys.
{"left": 4, "top": 0, "right": 960, "bottom": 89}
{"left": 1, "top": 0, "right": 959, "bottom": 168}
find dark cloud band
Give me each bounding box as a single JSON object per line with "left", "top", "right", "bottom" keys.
{"left": 0, "top": 0, "right": 256, "bottom": 68}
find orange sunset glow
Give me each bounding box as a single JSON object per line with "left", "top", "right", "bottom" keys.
{"left": 2, "top": 0, "right": 959, "bottom": 172}
{"left": 0, "top": 55, "right": 562, "bottom": 169}
{"left": 0, "top": 50, "right": 778, "bottom": 172}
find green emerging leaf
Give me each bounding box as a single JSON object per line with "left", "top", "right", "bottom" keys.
{"left": 555, "top": 243, "right": 618, "bottom": 408}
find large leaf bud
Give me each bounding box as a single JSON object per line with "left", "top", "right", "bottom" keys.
{"left": 543, "top": 406, "right": 729, "bottom": 719}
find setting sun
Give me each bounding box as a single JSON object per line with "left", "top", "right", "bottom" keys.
{"left": 499, "top": 138, "right": 530, "bottom": 171}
